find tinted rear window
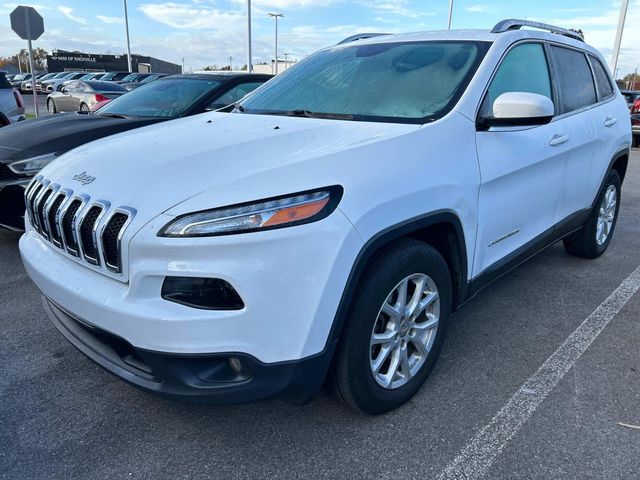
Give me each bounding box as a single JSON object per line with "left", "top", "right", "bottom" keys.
{"left": 549, "top": 46, "right": 597, "bottom": 114}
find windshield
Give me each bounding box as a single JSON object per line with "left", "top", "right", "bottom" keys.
{"left": 141, "top": 74, "right": 161, "bottom": 83}
{"left": 101, "top": 72, "right": 126, "bottom": 81}
{"left": 120, "top": 73, "right": 140, "bottom": 83}
{"left": 241, "top": 41, "right": 489, "bottom": 123}
{"left": 98, "top": 78, "right": 221, "bottom": 118}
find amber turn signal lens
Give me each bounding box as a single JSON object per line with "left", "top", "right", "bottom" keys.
{"left": 262, "top": 198, "right": 329, "bottom": 227}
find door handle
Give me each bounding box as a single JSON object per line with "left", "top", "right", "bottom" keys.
{"left": 548, "top": 133, "right": 570, "bottom": 147}
{"left": 604, "top": 117, "right": 617, "bottom": 127}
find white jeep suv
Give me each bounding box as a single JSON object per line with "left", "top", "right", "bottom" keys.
{"left": 20, "top": 20, "right": 631, "bottom": 414}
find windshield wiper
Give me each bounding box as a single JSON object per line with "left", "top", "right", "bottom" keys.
{"left": 282, "top": 109, "right": 354, "bottom": 120}
{"left": 97, "top": 113, "right": 129, "bottom": 119}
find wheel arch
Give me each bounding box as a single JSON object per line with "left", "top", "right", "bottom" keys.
{"left": 327, "top": 210, "right": 469, "bottom": 348}
{"left": 610, "top": 150, "right": 629, "bottom": 184}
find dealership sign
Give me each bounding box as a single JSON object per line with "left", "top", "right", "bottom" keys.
{"left": 49, "top": 55, "right": 98, "bottom": 63}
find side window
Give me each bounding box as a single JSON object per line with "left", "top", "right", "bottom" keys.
{"left": 210, "top": 82, "right": 264, "bottom": 109}
{"left": 549, "top": 46, "right": 597, "bottom": 113}
{"left": 481, "top": 43, "right": 552, "bottom": 117}
{"left": 64, "top": 81, "right": 78, "bottom": 92}
{"left": 588, "top": 55, "right": 615, "bottom": 100}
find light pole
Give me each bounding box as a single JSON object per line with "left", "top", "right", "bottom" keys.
{"left": 123, "top": 0, "right": 132, "bottom": 72}
{"left": 283, "top": 53, "right": 290, "bottom": 71}
{"left": 447, "top": 0, "right": 454, "bottom": 30}
{"left": 268, "top": 13, "right": 284, "bottom": 75}
{"left": 229, "top": 56, "right": 233, "bottom": 71}
{"left": 610, "top": 0, "right": 629, "bottom": 74}
{"left": 247, "top": 0, "right": 252, "bottom": 72}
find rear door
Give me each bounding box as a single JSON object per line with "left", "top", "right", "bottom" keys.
{"left": 545, "top": 45, "right": 602, "bottom": 222}
{"left": 473, "top": 42, "right": 565, "bottom": 276}
{"left": 584, "top": 54, "right": 624, "bottom": 198}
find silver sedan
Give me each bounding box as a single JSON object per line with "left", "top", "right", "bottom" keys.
{"left": 46, "top": 80, "right": 128, "bottom": 113}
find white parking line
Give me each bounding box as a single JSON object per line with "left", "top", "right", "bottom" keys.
{"left": 437, "top": 264, "right": 640, "bottom": 480}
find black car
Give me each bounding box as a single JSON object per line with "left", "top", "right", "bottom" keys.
{"left": 0, "top": 73, "right": 272, "bottom": 230}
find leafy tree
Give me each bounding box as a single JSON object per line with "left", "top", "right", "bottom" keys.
{"left": 0, "top": 47, "right": 48, "bottom": 71}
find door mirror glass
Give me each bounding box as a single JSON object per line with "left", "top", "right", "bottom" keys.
{"left": 482, "top": 92, "right": 554, "bottom": 128}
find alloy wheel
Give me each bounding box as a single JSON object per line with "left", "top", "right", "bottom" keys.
{"left": 596, "top": 185, "right": 617, "bottom": 245}
{"left": 369, "top": 273, "right": 440, "bottom": 389}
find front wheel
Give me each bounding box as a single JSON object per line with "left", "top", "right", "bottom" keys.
{"left": 563, "top": 169, "right": 621, "bottom": 258}
{"left": 332, "top": 239, "right": 452, "bottom": 414}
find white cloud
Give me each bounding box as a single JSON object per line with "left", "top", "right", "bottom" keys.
{"left": 231, "top": 0, "right": 338, "bottom": 7}
{"left": 138, "top": 3, "right": 245, "bottom": 30}
{"left": 58, "top": 6, "right": 87, "bottom": 25}
{"left": 465, "top": 5, "right": 488, "bottom": 13}
{"left": 358, "top": 0, "right": 428, "bottom": 18}
{"left": 96, "top": 15, "right": 124, "bottom": 25}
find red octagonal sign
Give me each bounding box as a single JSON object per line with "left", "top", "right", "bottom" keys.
{"left": 10, "top": 6, "right": 45, "bottom": 41}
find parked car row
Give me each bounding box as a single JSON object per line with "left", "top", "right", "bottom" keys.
{"left": 9, "top": 70, "right": 171, "bottom": 94}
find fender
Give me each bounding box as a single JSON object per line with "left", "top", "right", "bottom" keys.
{"left": 322, "top": 209, "right": 468, "bottom": 349}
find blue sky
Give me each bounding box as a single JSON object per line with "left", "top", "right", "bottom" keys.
{"left": 1, "top": 0, "right": 638, "bottom": 75}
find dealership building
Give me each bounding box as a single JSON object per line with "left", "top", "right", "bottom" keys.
{"left": 46, "top": 50, "right": 182, "bottom": 74}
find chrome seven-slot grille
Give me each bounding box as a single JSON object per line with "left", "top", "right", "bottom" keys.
{"left": 25, "top": 176, "right": 135, "bottom": 275}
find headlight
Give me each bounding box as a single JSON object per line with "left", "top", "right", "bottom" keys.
{"left": 159, "top": 186, "right": 343, "bottom": 237}
{"left": 8, "top": 152, "right": 59, "bottom": 175}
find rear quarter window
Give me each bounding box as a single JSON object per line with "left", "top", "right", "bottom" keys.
{"left": 549, "top": 46, "right": 597, "bottom": 114}
{"left": 588, "top": 55, "right": 615, "bottom": 100}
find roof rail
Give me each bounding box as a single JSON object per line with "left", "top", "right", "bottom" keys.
{"left": 337, "top": 33, "right": 391, "bottom": 45}
{"left": 491, "top": 19, "right": 584, "bottom": 42}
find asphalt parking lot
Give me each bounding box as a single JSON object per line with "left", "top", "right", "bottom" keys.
{"left": 1, "top": 150, "right": 639, "bottom": 480}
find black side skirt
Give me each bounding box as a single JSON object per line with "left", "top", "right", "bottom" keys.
{"left": 464, "top": 208, "right": 591, "bottom": 302}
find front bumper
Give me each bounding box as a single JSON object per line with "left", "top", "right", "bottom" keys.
{"left": 43, "top": 296, "right": 330, "bottom": 404}
{"left": 20, "top": 207, "right": 363, "bottom": 363}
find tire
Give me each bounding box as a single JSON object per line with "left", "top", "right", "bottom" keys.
{"left": 47, "top": 99, "right": 57, "bottom": 114}
{"left": 79, "top": 103, "right": 89, "bottom": 113}
{"left": 563, "top": 169, "right": 621, "bottom": 259}
{"left": 332, "top": 238, "right": 452, "bottom": 414}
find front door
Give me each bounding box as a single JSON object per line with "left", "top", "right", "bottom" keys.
{"left": 473, "top": 42, "right": 565, "bottom": 277}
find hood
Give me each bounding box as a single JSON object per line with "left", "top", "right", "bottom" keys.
{"left": 0, "top": 113, "right": 163, "bottom": 163}
{"left": 38, "top": 111, "right": 417, "bottom": 223}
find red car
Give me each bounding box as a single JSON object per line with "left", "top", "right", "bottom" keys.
{"left": 91, "top": 98, "right": 111, "bottom": 112}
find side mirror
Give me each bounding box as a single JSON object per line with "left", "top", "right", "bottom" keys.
{"left": 480, "top": 92, "right": 554, "bottom": 129}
